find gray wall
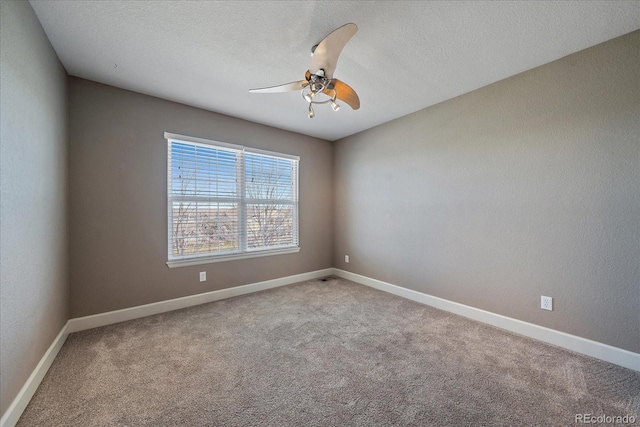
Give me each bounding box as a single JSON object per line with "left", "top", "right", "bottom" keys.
{"left": 334, "top": 31, "right": 640, "bottom": 353}
{"left": 0, "top": 1, "right": 69, "bottom": 417}
{"left": 69, "top": 78, "right": 333, "bottom": 318}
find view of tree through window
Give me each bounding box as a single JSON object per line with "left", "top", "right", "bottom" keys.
{"left": 246, "top": 153, "right": 295, "bottom": 249}
{"left": 167, "top": 137, "right": 298, "bottom": 262}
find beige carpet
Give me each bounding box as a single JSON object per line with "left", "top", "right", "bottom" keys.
{"left": 18, "top": 277, "right": 640, "bottom": 426}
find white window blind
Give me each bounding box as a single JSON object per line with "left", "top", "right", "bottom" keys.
{"left": 166, "top": 133, "right": 299, "bottom": 266}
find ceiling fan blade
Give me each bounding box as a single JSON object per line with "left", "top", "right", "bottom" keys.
{"left": 324, "top": 79, "right": 360, "bottom": 110}
{"left": 249, "top": 80, "right": 308, "bottom": 93}
{"left": 309, "top": 23, "right": 357, "bottom": 79}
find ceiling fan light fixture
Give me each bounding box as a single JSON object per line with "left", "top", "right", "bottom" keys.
{"left": 303, "top": 91, "right": 315, "bottom": 102}
{"left": 249, "top": 23, "right": 360, "bottom": 118}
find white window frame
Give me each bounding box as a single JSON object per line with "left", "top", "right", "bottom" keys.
{"left": 165, "top": 132, "right": 300, "bottom": 268}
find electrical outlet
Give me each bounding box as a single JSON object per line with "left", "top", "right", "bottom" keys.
{"left": 345, "top": 255, "right": 349, "bottom": 263}
{"left": 199, "top": 271, "right": 206, "bottom": 282}
{"left": 541, "top": 296, "right": 553, "bottom": 311}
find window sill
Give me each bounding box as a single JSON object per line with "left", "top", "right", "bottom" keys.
{"left": 166, "top": 247, "right": 300, "bottom": 268}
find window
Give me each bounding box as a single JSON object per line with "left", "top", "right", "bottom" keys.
{"left": 165, "top": 133, "right": 299, "bottom": 267}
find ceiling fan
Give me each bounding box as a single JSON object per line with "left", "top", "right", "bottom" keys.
{"left": 249, "top": 23, "right": 360, "bottom": 118}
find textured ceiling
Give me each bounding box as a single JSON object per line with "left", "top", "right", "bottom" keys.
{"left": 30, "top": 1, "right": 640, "bottom": 141}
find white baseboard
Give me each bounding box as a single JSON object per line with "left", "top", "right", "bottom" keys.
{"left": 333, "top": 268, "right": 640, "bottom": 372}
{"left": 2, "top": 268, "right": 333, "bottom": 425}
{"left": 4, "top": 267, "right": 636, "bottom": 427}
{"left": 0, "top": 323, "right": 70, "bottom": 427}
{"left": 67, "top": 268, "right": 333, "bottom": 333}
